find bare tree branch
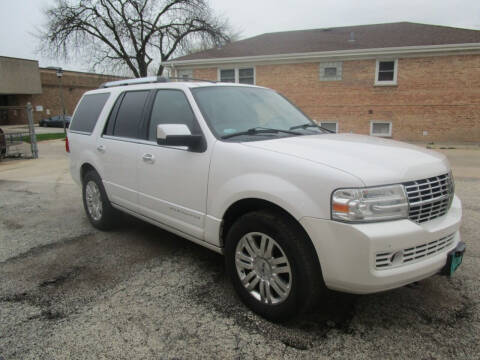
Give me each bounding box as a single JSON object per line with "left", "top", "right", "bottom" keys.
{"left": 39, "top": 0, "right": 235, "bottom": 77}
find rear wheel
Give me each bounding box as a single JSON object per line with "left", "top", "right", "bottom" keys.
{"left": 82, "top": 170, "right": 117, "bottom": 230}
{"left": 225, "top": 210, "right": 325, "bottom": 321}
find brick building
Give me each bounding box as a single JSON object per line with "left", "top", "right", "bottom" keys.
{"left": 0, "top": 56, "right": 123, "bottom": 125}
{"left": 166, "top": 22, "right": 480, "bottom": 142}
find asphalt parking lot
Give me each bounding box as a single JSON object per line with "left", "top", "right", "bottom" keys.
{"left": 1, "top": 140, "right": 479, "bottom": 359}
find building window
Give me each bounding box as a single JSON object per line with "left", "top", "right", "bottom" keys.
{"left": 177, "top": 69, "right": 193, "bottom": 80}
{"left": 319, "top": 62, "right": 342, "bottom": 81}
{"left": 238, "top": 68, "right": 254, "bottom": 84}
{"left": 375, "top": 59, "right": 398, "bottom": 85}
{"left": 320, "top": 121, "right": 338, "bottom": 133}
{"left": 220, "top": 69, "right": 235, "bottom": 83}
{"left": 219, "top": 67, "right": 255, "bottom": 84}
{"left": 324, "top": 67, "right": 337, "bottom": 77}
{"left": 370, "top": 121, "right": 392, "bottom": 137}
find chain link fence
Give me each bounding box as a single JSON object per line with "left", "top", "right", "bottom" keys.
{"left": 0, "top": 103, "right": 38, "bottom": 160}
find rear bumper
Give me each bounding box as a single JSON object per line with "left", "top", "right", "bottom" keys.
{"left": 69, "top": 158, "right": 81, "bottom": 186}
{"left": 300, "top": 195, "right": 462, "bottom": 294}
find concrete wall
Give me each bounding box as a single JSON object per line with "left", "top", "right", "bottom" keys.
{"left": 0, "top": 57, "right": 42, "bottom": 95}
{"left": 191, "top": 54, "right": 480, "bottom": 142}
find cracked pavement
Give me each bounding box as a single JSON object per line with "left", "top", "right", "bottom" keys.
{"left": 0, "top": 141, "right": 479, "bottom": 359}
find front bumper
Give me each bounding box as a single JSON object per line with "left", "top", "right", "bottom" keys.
{"left": 300, "top": 195, "right": 462, "bottom": 294}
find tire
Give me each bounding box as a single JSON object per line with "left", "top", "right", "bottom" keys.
{"left": 225, "top": 210, "right": 325, "bottom": 322}
{"left": 82, "top": 170, "right": 117, "bottom": 230}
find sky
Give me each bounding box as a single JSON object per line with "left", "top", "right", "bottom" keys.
{"left": 0, "top": 0, "right": 479, "bottom": 73}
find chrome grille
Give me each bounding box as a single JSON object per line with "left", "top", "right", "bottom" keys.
{"left": 375, "top": 233, "right": 455, "bottom": 269}
{"left": 403, "top": 173, "right": 453, "bottom": 223}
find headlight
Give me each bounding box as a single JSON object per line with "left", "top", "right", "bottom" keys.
{"left": 332, "top": 184, "right": 408, "bottom": 222}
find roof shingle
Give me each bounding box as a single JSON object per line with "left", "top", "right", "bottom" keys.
{"left": 172, "top": 22, "right": 480, "bottom": 62}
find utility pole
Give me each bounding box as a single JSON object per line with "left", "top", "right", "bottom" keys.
{"left": 47, "top": 67, "right": 67, "bottom": 135}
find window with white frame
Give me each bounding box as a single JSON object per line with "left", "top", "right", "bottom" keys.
{"left": 319, "top": 62, "right": 342, "bottom": 81}
{"left": 219, "top": 69, "right": 235, "bottom": 83}
{"left": 320, "top": 121, "right": 338, "bottom": 133}
{"left": 238, "top": 68, "right": 254, "bottom": 84}
{"left": 375, "top": 59, "right": 398, "bottom": 85}
{"left": 370, "top": 121, "right": 392, "bottom": 137}
{"left": 219, "top": 67, "right": 255, "bottom": 84}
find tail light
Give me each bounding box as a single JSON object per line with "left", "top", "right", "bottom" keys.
{"left": 65, "top": 135, "right": 70, "bottom": 153}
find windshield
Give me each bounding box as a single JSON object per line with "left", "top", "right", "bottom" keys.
{"left": 191, "top": 86, "right": 321, "bottom": 140}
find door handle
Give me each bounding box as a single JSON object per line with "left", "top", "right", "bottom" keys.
{"left": 142, "top": 153, "right": 155, "bottom": 163}
{"left": 96, "top": 144, "right": 106, "bottom": 152}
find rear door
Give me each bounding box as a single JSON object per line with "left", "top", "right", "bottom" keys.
{"left": 68, "top": 92, "right": 111, "bottom": 184}
{"left": 99, "top": 90, "right": 150, "bottom": 212}
{"left": 136, "top": 89, "right": 211, "bottom": 239}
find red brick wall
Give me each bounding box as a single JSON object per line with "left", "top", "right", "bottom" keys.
{"left": 30, "top": 70, "right": 123, "bottom": 123}
{"left": 1, "top": 70, "right": 124, "bottom": 125}
{"left": 193, "top": 68, "right": 217, "bottom": 81}
{"left": 193, "top": 54, "right": 480, "bottom": 142}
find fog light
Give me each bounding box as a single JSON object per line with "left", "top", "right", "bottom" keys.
{"left": 390, "top": 251, "right": 404, "bottom": 265}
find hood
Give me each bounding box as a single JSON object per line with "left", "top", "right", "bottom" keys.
{"left": 242, "top": 133, "right": 450, "bottom": 186}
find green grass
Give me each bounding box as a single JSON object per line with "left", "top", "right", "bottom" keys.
{"left": 22, "top": 133, "right": 66, "bottom": 143}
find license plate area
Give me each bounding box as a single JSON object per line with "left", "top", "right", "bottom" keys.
{"left": 442, "top": 241, "right": 466, "bottom": 276}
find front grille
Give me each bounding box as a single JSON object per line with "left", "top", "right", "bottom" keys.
{"left": 375, "top": 233, "right": 455, "bottom": 269}
{"left": 403, "top": 173, "right": 453, "bottom": 223}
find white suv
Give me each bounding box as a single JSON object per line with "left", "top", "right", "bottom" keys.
{"left": 68, "top": 77, "right": 465, "bottom": 321}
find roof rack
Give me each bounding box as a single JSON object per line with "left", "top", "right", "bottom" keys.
{"left": 99, "top": 76, "right": 216, "bottom": 88}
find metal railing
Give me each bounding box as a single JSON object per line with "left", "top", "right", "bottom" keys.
{"left": 0, "top": 103, "right": 38, "bottom": 160}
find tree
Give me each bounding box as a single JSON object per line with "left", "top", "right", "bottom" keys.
{"left": 183, "top": 29, "right": 241, "bottom": 56}
{"left": 40, "top": 0, "right": 232, "bottom": 77}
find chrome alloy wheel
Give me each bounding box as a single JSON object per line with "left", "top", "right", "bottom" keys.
{"left": 235, "top": 232, "right": 292, "bottom": 305}
{"left": 85, "top": 181, "right": 103, "bottom": 221}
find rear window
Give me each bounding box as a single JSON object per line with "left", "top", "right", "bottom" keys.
{"left": 70, "top": 93, "right": 110, "bottom": 133}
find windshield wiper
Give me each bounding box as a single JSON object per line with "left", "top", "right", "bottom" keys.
{"left": 289, "top": 123, "right": 334, "bottom": 133}
{"left": 221, "top": 127, "right": 301, "bottom": 139}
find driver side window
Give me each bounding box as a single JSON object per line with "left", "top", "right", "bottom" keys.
{"left": 148, "top": 90, "right": 198, "bottom": 141}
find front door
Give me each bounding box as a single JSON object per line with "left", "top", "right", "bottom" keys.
{"left": 136, "top": 89, "right": 211, "bottom": 239}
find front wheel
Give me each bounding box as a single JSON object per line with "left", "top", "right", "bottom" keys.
{"left": 225, "top": 210, "right": 325, "bottom": 322}
{"left": 82, "top": 170, "right": 117, "bottom": 230}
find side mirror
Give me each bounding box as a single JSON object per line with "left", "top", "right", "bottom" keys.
{"left": 157, "top": 124, "right": 204, "bottom": 152}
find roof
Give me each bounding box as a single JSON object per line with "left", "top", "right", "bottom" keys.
{"left": 0, "top": 55, "right": 38, "bottom": 63}
{"left": 171, "top": 22, "right": 480, "bottom": 63}
{"left": 40, "top": 67, "right": 125, "bottom": 79}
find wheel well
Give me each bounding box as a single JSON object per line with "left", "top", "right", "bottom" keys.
{"left": 221, "top": 198, "right": 305, "bottom": 246}
{"left": 221, "top": 198, "right": 322, "bottom": 276}
{"left": 80, "top": 163, "right": 97, "bottom": 183}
